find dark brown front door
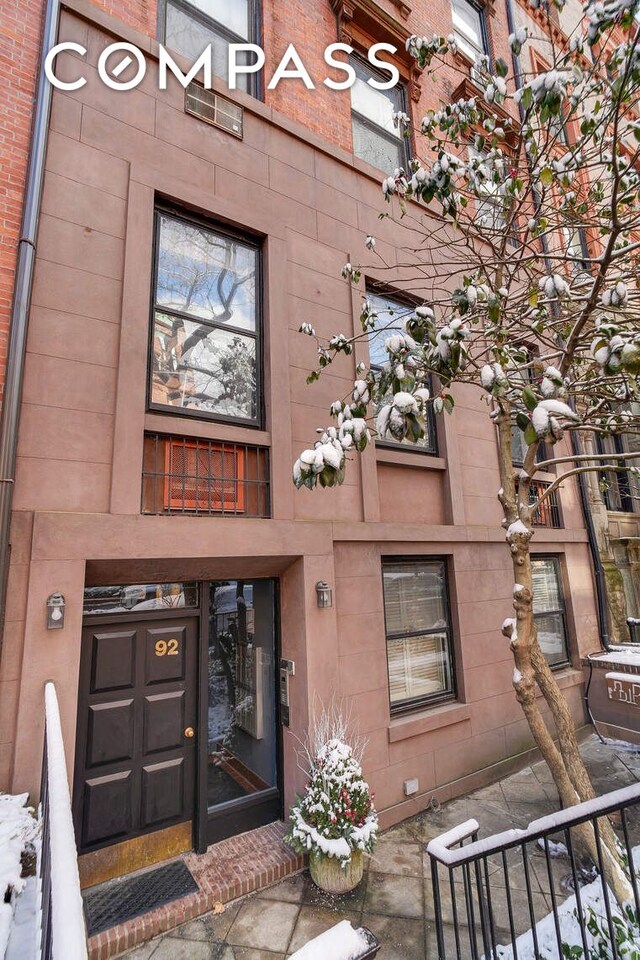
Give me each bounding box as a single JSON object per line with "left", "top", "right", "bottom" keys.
{"left": 74, "top": 617, "right": 197, "bottom": 853}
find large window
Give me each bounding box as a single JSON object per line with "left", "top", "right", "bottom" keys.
{"left": 367, "top": 289, "right": 437, "bottom": 454}
{"left": 451, "top": 0, "right": 488, "bottom": 65}
{"left": 350, "top": 54, "right": 409, "bottom": 173}
{"left": 150, "top": 210, "right": 261, "bottom": 426}
{"left": 468, "top": 148, "right": 506, "bottom": 234}
{"left": 162, "top": 0, "right": 259, "bottom": 94}
{"left": 596, "top": 428, "right": 640, "bottom": 514}
{"left": 531, "top": 557, "right": 570, "bottom": 667}
{"left": 382, "top": 559, "right": 455, "bottom": 712}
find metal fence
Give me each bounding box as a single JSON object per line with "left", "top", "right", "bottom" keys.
{"left": 427, "top": 780, "right": 640, "bottom": 960}
{"left": 39, "top": 681, "right": 88, "bottom": 960}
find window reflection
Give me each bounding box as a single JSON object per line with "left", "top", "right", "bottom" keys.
{"left": 151, "top": 212, "right": 260, "bottom": 423}
{"left": 83, "top": 582, "right": 199, "bottom": 615}
{"left": 208, "top": 580, "right": 276, "bottom": 808}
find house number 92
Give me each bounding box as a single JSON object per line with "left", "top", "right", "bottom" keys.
{"left": 155, "top": 639, "right": 179, "bottom": 657}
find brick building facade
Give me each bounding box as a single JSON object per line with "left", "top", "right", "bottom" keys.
{"left": 0, "top": 0, "right": 622, "bottom": 890}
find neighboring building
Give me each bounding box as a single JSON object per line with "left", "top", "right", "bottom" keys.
{"left": 584, "top": 426, "right": 640, "bottom": 644}
{"left": 0, "top": 0, "right": 603, "bottom": 886}
{"left": 0, "top": 0, "right": 43, "bottom": 401}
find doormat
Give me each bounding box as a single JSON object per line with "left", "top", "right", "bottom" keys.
{"left": 83, "top": 859, "right": 199, "bottom": 936}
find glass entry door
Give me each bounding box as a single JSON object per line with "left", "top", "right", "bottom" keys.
{"left": 206, "top": 579, "right": 280, "bottom": 842}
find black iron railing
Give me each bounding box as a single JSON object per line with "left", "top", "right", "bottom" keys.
{"left": 427, "top": 780, "right": 640, "bottom": 960}
{"left": 142, "top": 433, "right": 270, "bottom": 517}
{"left": 40, "top": 682, "right": 87, "bottom": 960}
{"left": 530, "top": 479, "right": 562, "bottom": 528}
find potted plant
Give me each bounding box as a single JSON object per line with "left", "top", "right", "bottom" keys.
{"left": 285, "top": 730, "right": 378, "bottom": 894}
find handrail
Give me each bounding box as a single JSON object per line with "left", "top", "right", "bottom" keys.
{"left": 427, "top": 778, "right": 640, "bottom": 866}
{"left": 40, "top": 682, "right": 87, "bottom": 960}
{"left": 427, "top": 778, "right": 640, "bottom": 959}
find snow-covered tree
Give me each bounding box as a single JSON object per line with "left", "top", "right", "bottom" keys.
{"left": 294, "top": 0, "right": 640, "bottom": 902}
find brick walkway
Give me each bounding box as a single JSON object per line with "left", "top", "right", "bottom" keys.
{"left": 121, "top": 736, "right": 640, "bottom": 960}
{"left": 88, "top": 823, "right": 303, "bottom": 960}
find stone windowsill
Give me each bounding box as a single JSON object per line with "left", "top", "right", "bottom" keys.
{"left": 375, "top": 448, "right": 447, "bottom": 471}
{"left": 388, "top": 701, "right": 471, "bottom": 742}
{"left": 552, "top": 667, "right": 585, "bottom": 690}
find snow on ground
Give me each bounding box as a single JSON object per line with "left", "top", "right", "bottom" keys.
{"left": 5, "top": 877, "right": 37, "bottom": 960}
{"left": 494, "top": 847, "right": 640, "bottom": 959}
{"left": 0, "top": 794, "right": 38, "bottom": 960}
{"left": 289, "top": 920, "right": 370, "bottom": 960}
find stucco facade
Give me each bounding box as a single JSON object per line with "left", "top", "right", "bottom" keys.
{"left": 0, "top": 0, "right": 606, "bottom": 878}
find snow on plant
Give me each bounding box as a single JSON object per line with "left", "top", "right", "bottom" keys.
{"left": 285, "top": 738, "right": 378, "bottom": 866}
{"left": 0, "top": 793, "right": 39, "bottom": 958}
{"left": 293, "top": 0, "right": 640, "bottom": 907}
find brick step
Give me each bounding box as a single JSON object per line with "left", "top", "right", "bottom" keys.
{"left": 88, "top": 821, "right": 304, "bottom": 960}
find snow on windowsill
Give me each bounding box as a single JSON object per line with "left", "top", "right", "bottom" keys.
{"left": 588, "top": 647, "right": 640, "bottom": 667}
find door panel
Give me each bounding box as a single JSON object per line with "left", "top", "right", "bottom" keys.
{"left": 145, "top": 625, "right": 187, "bottom": 684}
{"left": 83, "top": 770, "right": 132, "bottom": 846}
{"left": 142, "top": 759, "right": 184, "bottom": 826}
{"left": 74, "top": 617, "right": 197, "bottom": 854}
{"left": 87, "top": 701, "right": 134, "bottom": 767}
{"left": 143, "top": 692, "right": 185, "bottom": 754}
{"left": 90, "top": 630, "right": 136, "bottom": 693}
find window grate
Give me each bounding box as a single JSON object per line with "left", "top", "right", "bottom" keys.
{"left": 142, "top": 433, "right": 269, "bottom": 517}
{"left": 185, "top": 83, "right": 243, "bottom": 138}
{"left": 530, "top": 480, "right": 562, "bottom": 529}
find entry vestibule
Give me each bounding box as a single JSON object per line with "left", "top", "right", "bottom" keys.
{"left": 74, "top": 578, "right": 281, "bottom": 862}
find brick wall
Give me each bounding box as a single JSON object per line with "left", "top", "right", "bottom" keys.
{"left": 0, "top": 0, "right": 44, "bottom": 403}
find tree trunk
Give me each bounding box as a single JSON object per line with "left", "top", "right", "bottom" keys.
{"left": 496, "top": 408, "right": 632, "bottom": 906}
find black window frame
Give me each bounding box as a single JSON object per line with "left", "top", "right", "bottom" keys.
{"left": 595, "top": 433, "right": 637, "bottom": 513}
{"left": 451, "top": 0, "right": 490, "bottom": 65}
{"left": 158, "top": 0, "right": 263, "bottom": 99}
{"left": 349, "top": 52, "right": 411, "bottom": 174}
{"left": 532, "top": 554, "right": 571, "bottom": 669}
{"left": 365, "top": 284, "right": 438, "bottom": 457}
{"left": 381, "top": 556, "right": 457, "bottom": 715}
{"left": 563, "top": 226, "right": 591, "bottom": 277}
{"left": 509, "top": 347, "right": 549, "bottom": 468}
{"left": 148, "top": 205, "right": 263, "bottom": 430}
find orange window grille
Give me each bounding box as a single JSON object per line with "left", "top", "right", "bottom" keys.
{"left": 163, "top": 439, "right": 246, "bottom": 513}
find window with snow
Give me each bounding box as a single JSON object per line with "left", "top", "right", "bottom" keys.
{"left": 366, "top": 288, "right": 438, "bottom": 455}
{"left": 451, "top": 0, "right": 488, "bottom": 73}
{"left": 162, "top": 0, "right": 261, "bottom": 96}
{"left": 531, "top": 556, "right": 570, "bottom": 668}
{"left": 382, "top": 559, "right": 456, "bottom": 713}
{"left": 150, "top": 208, "right": 261, "bottom": 426}
{"left": 349, "top": 54, "right": 410, "bottom": 173}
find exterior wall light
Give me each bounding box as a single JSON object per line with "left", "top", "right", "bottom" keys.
{"left": 315, "top": 581, "right": 332, "bottom": 608}
{"left": 46, "top": 593, "right": 65, "bottom": 629}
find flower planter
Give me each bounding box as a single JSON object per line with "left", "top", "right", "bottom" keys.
{"left": 309, "top": 848, "right": 364, "bottom": 894}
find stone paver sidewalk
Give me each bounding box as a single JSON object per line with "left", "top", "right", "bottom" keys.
{"left": 124, "top": 735, "right": 640, "bottom": 960}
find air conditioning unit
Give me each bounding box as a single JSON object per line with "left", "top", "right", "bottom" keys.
{"left": 185, "top": 82, "right": 243, "bottom": 138}
{"left": 163, "top": 439, "right": 245, "bottom": 512}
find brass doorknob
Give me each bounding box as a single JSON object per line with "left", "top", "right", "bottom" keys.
{"left": 184, "top": 727, "right": 195, "bottom": 739}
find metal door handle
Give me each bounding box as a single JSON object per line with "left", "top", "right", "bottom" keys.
{"left": 184, "top": 727, "right": 195, "bottom": 739}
